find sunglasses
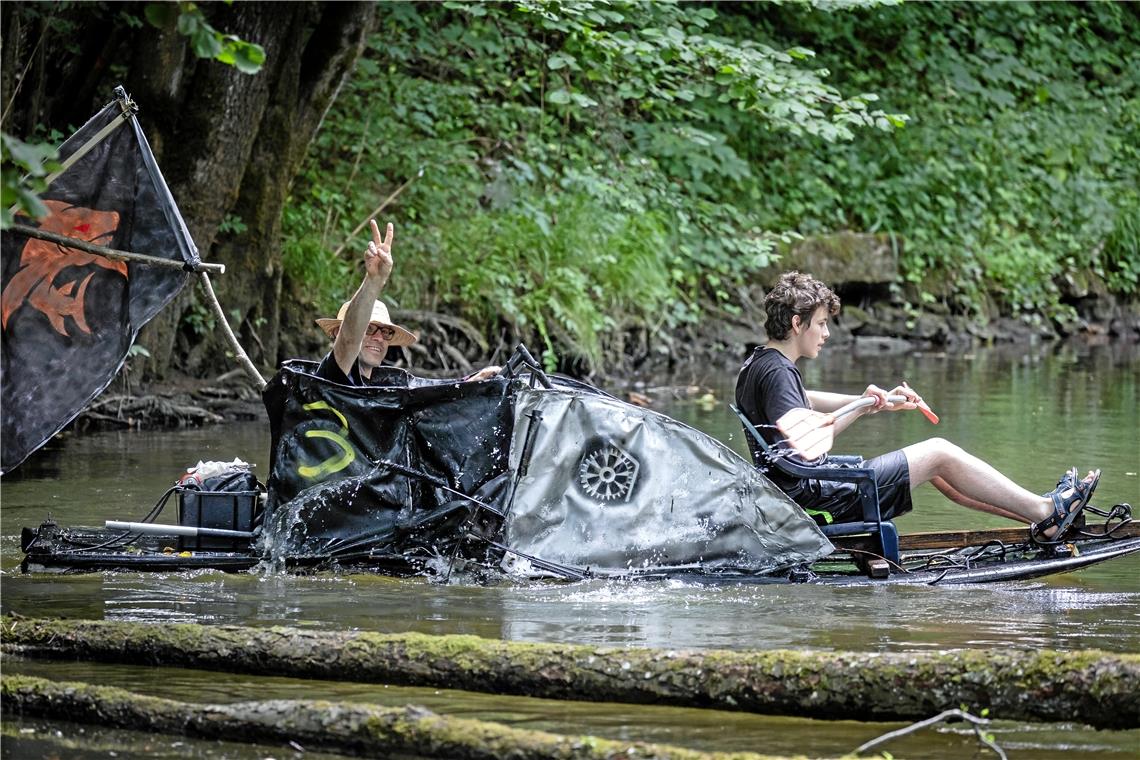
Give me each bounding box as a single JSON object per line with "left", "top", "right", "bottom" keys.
{"left": 365, "top": 324, "right": 397, "bottom": 340}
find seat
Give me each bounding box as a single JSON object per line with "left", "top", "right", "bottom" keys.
{"left": 729, "top": 404, "right": 900, "bottom": 567}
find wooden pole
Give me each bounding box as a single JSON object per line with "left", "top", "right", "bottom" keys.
{"left": 2, "top": 675, "right": 770, "bottom": 760}
{"left": 3, "top": 616, "right": 1136, "bottom": 729}
{"left": 196, "top": 272, "right": 267, "bottom": 390}
{"left": 8, "top": 223, "right": 225, "bottom": 273}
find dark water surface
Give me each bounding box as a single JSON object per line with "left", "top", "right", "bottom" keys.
{"left": 2, "top": 341, "right": 1138, "bottom": 758}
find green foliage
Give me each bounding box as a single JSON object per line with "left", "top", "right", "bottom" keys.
{"left": 144, "top": 2, "right": 266, "bottom": 73}
{"left": 0, "top": 132, "right": 60, "bottom": 228}
{"left": 284, "top": 1, "right": 895, "bottom": 369}
{"left": 217, "top": 213, "right": 248, "bottom": 235}
{"left": 740, "top": 1, "right": 1140, "bottom": 315}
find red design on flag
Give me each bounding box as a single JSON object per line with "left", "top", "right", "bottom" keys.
{"left": 1, "top": 200, "right": 125, "bottom": 337}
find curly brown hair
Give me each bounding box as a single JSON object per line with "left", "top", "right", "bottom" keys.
{"left": 763, "top": 271, "right": 840, "bottom": 340}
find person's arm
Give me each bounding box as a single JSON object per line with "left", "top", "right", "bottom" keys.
{"left": 804, "top": 390, "right": 865, "bottom": 436}
{"left": 805, "top": 384, "right": 919, "bottom": 436}
{"left": 332, "top": 219, "right": 394, "bottom": 377}
{"left": 464, "top": 365, "right": 502, "bottom": 382}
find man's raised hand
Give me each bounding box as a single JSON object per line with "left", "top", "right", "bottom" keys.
{"left": 365, "top": 219, "right": 394, "bottom": 283}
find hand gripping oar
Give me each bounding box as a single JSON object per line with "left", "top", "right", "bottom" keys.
{"left": 777, "top": 394, "right": 939, "bottom": 460}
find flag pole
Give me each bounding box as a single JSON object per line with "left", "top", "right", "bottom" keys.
{"left": 8, "top": 223, "right": 225, "bottom": 273}
{"left": 196, "top": 272, "right": 267, "bottom": 391}
{"left": 9, "top": 221, "right": 263, "bottom": 388}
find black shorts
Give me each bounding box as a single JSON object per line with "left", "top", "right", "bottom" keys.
{"left": 780, "top": 450, "right": 913, "bottom": 527}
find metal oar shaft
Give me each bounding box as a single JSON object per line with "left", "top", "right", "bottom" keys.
{"left": 828, "top": 394, "right": 908, "bottom": 424}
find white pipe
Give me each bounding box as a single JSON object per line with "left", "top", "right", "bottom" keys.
{"left": 105, "top": 521, "right": 254, "bottom": 539}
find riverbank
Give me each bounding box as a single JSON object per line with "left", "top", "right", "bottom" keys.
{"left": 67, "top": 285, "right": 1138, "bottom": 434}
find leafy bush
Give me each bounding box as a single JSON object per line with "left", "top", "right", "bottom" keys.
{"left": 283, "top": 1, "right": 1138, "bottom": 371}
{"left": 284, "top": 1, "right": 900, "bottom": 369}
{"left": 738, "top": 1, "right": 1140, "bottom": 315}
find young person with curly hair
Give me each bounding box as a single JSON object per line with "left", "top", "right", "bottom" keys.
{"left": 735, "top": 271, "right": 1097, "bottom": 540}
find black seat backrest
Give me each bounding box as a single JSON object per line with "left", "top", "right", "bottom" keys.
{"left": 729, "top": 404, "right": 899, "bottom": 564}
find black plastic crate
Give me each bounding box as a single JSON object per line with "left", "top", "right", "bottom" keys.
{"left": 177, "top": 489, "right": 260, "bottom": 551}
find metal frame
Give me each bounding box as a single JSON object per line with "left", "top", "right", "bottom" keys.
{"left": 730, "top": 404, "right": 900, "bottom": 566}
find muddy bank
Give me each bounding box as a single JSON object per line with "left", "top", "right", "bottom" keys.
{"left": 69, "top": 283, "right": 1138, "bottom": 434}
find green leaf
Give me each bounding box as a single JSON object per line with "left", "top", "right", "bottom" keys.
{"left": 192, "top": 29, "right": 224, "bottom": 60}
{"left": 547, "top": 53, "right": 574, "bottom": 70}
{"left": 4, "top": 136, "right": 58, "bottom": 175}
{"left": 228, "top": 40, "right": 266, "bottom": 73}
{"left": 547, "top": 88, "right": 572, "bottom": 104}
{"left": 176, "top": 10, "right": 200, "bottom": 36}
{"left": 15, "top": 187, "right": 50, "bottom": 219}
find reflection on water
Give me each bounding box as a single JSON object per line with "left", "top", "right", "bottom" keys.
{"left": 1, "top": 341, "right": 1138, "bottom": 758}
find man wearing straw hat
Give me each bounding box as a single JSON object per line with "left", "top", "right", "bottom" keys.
{"left": 314, "top": 219, "right": 497, "bottom": 385}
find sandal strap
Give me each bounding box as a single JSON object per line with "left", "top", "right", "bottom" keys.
{"left": 1034, "top": 471, "right": 1099, "bottom": 542}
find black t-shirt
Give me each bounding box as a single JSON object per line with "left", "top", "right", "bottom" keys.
{"left": 734, "top": 346, "right": 815, "bottom": 482}
{"left": 735, "top": 346, "right": 915, "bottom": 524}
{"left": 314, "top": 351, "right": 410, "bottom": 388}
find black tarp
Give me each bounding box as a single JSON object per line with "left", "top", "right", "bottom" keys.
{"left": 261, "top": 361, "right": 514, "bottom": 566}
{"left": 1, "top": 89, "right": 199, "bottom": 474}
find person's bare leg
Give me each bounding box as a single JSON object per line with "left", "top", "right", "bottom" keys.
{"left": 903, "top": 437, "right": 1071, "bottom": 525}
{"left": 930, "top": 476, "right": 1028, "bottom": 523}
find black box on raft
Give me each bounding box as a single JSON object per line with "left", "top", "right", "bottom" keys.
{"left": 177, "top": 489, "right": 260, "bottom": 551}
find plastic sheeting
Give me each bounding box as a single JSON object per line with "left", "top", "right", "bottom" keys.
{"left": 504, "top": 387, "right": 833, "bottom": 574}
{"left": 261, "top": 361, "right": 514, "bottom": 565}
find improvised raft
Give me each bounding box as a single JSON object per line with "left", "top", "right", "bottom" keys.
{"left": 18, "top": 346, "right": 1140, "bottom": 583}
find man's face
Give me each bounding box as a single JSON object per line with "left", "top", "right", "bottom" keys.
{"left": 359, "top": 323, "right": 395, "bottom": 368}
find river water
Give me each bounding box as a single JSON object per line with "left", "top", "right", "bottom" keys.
{"left": 2, "top": 340, "right": 1138, "bottom": 758}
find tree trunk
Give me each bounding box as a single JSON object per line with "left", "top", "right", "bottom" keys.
{"left": 3, "top": 616, "right": 1136, "bottom": 729}
{"left": 136, "top": 1, "right": 374, "bottom": 379}
{"left": 2, "top": 674, "right": 761, "bottom": 760}
{"left": 1, "top": 1, "right": 373, "bottom": 381}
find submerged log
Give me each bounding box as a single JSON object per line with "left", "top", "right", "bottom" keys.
{"left": 2, "top": 616, "right": 1137, "bottom": 729}
{"left": 1, "top": 675, "right": 779, "bottom": 760}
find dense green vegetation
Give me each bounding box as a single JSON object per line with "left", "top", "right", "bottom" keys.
{"left": 283, "top": 1, "right": 1137, "bottom": 371}
{"left": 749, "top": 2, "right": 1140, "bottom": 313}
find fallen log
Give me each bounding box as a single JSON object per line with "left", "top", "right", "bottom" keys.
{"left": 2, "top": 616, "right": 1137, "bottom": 729}
{"left": 0, "top": 675, "right": 782, "bottom": 760}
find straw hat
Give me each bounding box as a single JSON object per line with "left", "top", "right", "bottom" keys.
{"left": 315, "top": 299, "right": 418, "bottom": 347}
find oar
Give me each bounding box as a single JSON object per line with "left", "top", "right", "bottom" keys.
{"left": 777, "top": 394, "right": 939, "bottom": 460}
{"left": 903, "top": 381, "right": 940, "bottom": 425}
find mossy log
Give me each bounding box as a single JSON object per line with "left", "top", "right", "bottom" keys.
{"left": 2, "top": 616, "right": 1137, "bottom": 729}
{"left": 1, "top": 675, "right": 787, "bottom": 760}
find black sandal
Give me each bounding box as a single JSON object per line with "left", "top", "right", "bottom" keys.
{"left": 1044, "top": 467, "right": 1077, "bottom": 496}
{"left": 1032, "top": 469, "right": 1100, "bottom": 544}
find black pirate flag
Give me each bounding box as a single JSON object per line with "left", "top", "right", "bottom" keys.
{"left": 1, "top": 89, "right": 199, "bottom": 474}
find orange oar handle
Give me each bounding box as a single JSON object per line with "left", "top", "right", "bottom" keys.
{"left": 901, "top": 381, "right": 939, "bottom": 424}
{"left": 917, "top": 400, "right": 940, "bottom": 425}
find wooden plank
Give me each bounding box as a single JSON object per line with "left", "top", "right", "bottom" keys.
{"left": 831, "top": 521, "right": 1140, "bottom": 553}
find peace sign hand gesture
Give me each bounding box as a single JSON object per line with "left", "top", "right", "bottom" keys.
{"left": 365, "top": 219, "right": 394, "bottom": 285}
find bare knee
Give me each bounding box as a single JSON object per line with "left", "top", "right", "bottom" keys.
{"left": 903, "top": 438, "right": 966, "bottom": 484}
{"left": 931, "top": 437, "right": 967, "bottom": 461}
{"left": 908, "top": 437, "right": 960, "bottom": 464}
